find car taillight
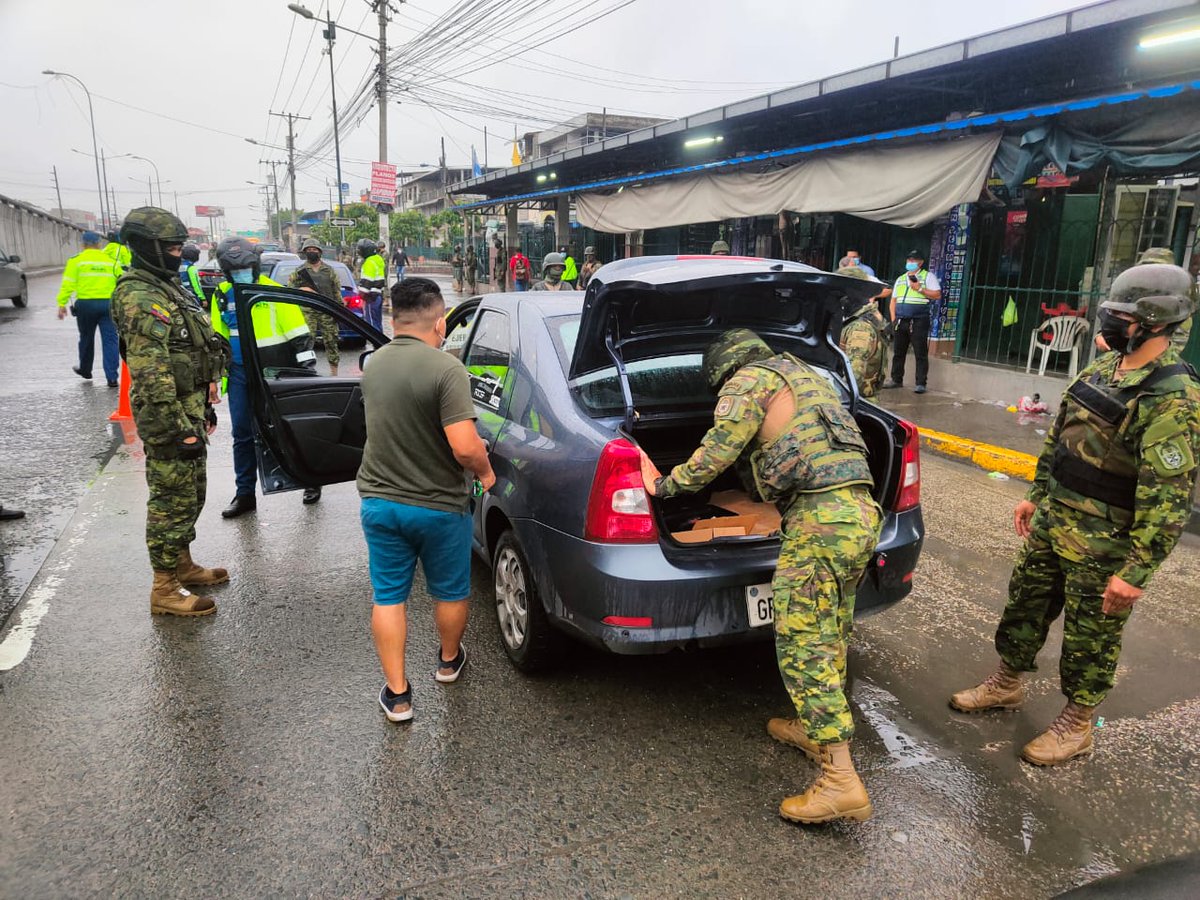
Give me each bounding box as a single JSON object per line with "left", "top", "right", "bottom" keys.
{"left": 584, "top": 439, "right": 659, "bottom": 543}
{"left": 894, "top": 419, "right": 921, "bottom": 512}
{"left": 345, "top": 293, "right": 363, "bottom": 310}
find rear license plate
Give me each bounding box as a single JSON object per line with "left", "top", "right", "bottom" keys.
{"left": 745, "top": 583, "right": 774, "bottom": 627}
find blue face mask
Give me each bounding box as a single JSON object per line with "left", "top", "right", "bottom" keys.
{"left": 905, "top": 261, "right": 920, "bottom": 273}
{"left": 230, "top": 268, "right": 254, "bottom": 284}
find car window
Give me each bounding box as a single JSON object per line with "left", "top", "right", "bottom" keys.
{"left": 462, "top": 310, "right": 512, "bottom": 411}
{"left": 443, "top": 309, "right": 476, "bottom": 359}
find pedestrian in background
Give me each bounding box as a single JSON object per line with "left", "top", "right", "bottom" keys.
{"left": 843, "top": 248, "right": 876, "bottom": 278}
{"left": 391, "top": 245, "right": 410, "bottom": 283}
{"left": 179, "top": 244, "right": 204, "bottom": 303}
{"left": 290, "top": 238, "right": 343, "bottom": 377}
{"left": 951, "top": 264, "right": 1200, "bottom": 766}
{"left": 886, "top": 248, "right": 940, "bottom": 394}
{"left": 578, "top": 246, "right": 601, "bottom": 290}
{"left": 559, "top": 244, "right": 578, "bottom": 288}
{"left": 110, "top": 208, "right": 229, "bottom": 617}
{"left": 57, "top": 230, "right": 122, "bottom": 387}
{"left": 103, "top": 229, "right": 131, "bottom": 270}
{"left": 492, "top": 238, "right": 508, "bottom": 292}
{"left": 509, "top": 247, "right": 530, "bottom": 292}
{"left": 357, "top": 277, "right": 495, "bottom": 722}
{"left": 464, "top": 243, "right": 478, "bottom": 294}
{"left": 639, "top": 328, "right": 881, "bottom": 824}
{"left": 451, "top": 244, "right": 464, "bottom": 294}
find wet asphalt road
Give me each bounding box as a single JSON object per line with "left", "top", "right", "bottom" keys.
{"left": 1, "top": 274, "right": 1199, "bottom": 898}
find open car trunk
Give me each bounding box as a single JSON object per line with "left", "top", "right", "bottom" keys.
{"left": 631, "top": 405, "right": 899, "bottom": 547}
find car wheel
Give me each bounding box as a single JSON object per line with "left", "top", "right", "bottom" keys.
{"left": 12, "top": 279, "right": 28, "bottom": 308}
{"left": 492, "top": 530, "right": 563, "bottom": 673}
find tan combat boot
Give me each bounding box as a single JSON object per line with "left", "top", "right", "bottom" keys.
{"left": 779, "top": 741, "right": 873, "bottom": 824}
{"left": 949, "top": 661, "right": 1025, "bottom": 712}
{"left": 150, "top": 570, "right": 216, "bottom": 617}
{"left": 176, "top": 548, "right": 229, "bottom": 587}
{"left": 767, "top": 717, "right": 819, "bottom": 763}
{"left": 1021, "top": 702, "right": 1095, "bottom": 766}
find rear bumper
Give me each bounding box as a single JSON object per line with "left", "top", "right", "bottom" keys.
{"left": 514, "top": 506, "right": 923, "bottom": 655}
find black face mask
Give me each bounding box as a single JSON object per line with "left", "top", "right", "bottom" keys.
{"left": 305, "top": 250, "right": 321, "bottom": 263}
{"left": 1098, "top": 310, "right": 1133, "bottom": 354}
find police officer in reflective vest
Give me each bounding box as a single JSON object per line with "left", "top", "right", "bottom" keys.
{"left": 103, "top": 230, "right": 132, "bottom": 270}
{"left": 886, "top": 248, "right": 941, "bottom": 393}
{"left": 951, "top": 264, "right": 1200, "bottom": 766}
{"left": 179, "top": 243, "right": 204, "bottom": 303}
{"left": 358, "top": 238, "right": 387, "bottom": 330}
{"left": 639, "top": 328, "right": 882, "bottom": 824}
{"left": 57, "top": 230, "right": 123, "bottom": 386}
{"left": 209, "top": 237, "right": 316, "bottom": 518}
{"left": 110, "top": 208, "right": 229, "bottom": 616}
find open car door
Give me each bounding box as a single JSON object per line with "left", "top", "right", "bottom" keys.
{"left": 233, "top": 282, "right": 388, "bottom": 492}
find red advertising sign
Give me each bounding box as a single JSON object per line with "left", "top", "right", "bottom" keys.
{"left": 370, "top": 162, "right": 397, "bottom": 204}
{"left": 194, "top": 205, "right": 225, "bottom": 217}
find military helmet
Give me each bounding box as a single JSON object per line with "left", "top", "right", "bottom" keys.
{"left": 120, "top": 207, "right": 188, "bottom": 245}
{"left": 106, "top": 230, "right": 119, "bottom": 243}
{"left": 216, "top": 236, "right": 260, "bottom": 277}
{"left": 299, "top": 236, "right": 322, "bottom": 252}
{"left": 836, "top": 265, "right": 871, "bottom": 281}
{"left": 584, "top": 246, "right": 596, "bottom": 256}
{"left": 542, "top": 251, "right": 566, "bottom": 270}
{"left": 702, "top": 328, "right": 776, "bottom": 390}
{"left": 1101, "top": 264, "right": 1196, "bottom": 327}
{"left": 180, "top": 244, "right": 201, "bottom": 264}
{"left": 356, "top": 237, "right": 378, "bottom": 257}
{"left": 1137, "top": 247, "right": 1176, "bottom": 266}
{"left": 711, "top": 240, "right": 730, "bottom": 255}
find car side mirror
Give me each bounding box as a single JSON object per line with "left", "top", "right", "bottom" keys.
{"left": 359, "top": 349, "right": 374, "bottom": 371}
{"left": 8, "top": 255, "right": 20, "bottom": 264}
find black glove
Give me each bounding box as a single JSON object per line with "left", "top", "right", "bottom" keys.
{"left": 205, "top": 405, "right": 217, "bottom": 430}
{"left": 176, "top": 435, "right": 206, "bottom": 460}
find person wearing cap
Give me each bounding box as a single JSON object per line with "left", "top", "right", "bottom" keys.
{"left": 711, "top": 240, "right": 731, "bottom": 255}
{"left": 578, "top": 246, "right": 602, "bottom": 290}
{"left": 57, "top": 230, "right": 123, "bottom": 387}
{"left": 289, "top": 239, "right": 344, "bottom": 377}
{"left": 559, "top": 245, "right": 578, "bottom": 288}
{"left": 886, "top": 249, "right": 941, "bottom": 394}
{"left": 532, "top": 252, "right": 569, "bottom": 291}
{"left": 950, "top": 262, "right": 1200, "bottom": 767}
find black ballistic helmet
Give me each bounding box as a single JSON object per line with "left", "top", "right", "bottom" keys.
{"left": 216, "top": 237, "right": 261, "bottom": 280}
{"left": 180, "top": 244, "right": 201, "bottom": 264}
{"left": 121, "top": 207, "right": 189, "bottom": 280}
{"left": 356, "top": 238, "right": 378, "bottom": 258}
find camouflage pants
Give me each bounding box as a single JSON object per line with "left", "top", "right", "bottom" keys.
{"left": 302, "top": 308, "right": 340, "bottom": 367}
{"left": 145, "top": 455, "right": 206, "bottom": 570}
{"left": 772, "top": 485, "right": 882, "bottom": 744}
{"left": 996, "top": 501, "right": 1132, "bottom": 707}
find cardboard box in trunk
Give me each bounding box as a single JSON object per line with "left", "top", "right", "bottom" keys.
{"left": 669, "top": 491, "right": 782, "bottom": 544}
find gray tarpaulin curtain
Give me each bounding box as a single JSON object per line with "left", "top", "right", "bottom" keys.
{"left": 574, "top": 132, "right": 1002, "bottom": 233}
{"left": 993, "top": 100, "right": 1200, "bottom": 190}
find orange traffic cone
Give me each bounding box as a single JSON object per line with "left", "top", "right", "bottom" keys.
{"left": 108, "top": 361, "right": 133, "bottom": 422}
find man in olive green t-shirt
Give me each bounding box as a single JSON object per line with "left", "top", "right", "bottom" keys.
{"left": 358, "top": 277, "right": 495, "bottom": 723}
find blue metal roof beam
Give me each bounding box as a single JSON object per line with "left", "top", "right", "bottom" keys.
{"left": 450, "top": 80, "right": 1199, "bottom": 211}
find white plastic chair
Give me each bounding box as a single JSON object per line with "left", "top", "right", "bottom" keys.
{"left": 1026, "top": 315, "right": 1091, "bottom": 378}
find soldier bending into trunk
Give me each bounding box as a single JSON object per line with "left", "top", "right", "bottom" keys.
{"left": 640, "top": 328, "right": 882, "bottom": 824}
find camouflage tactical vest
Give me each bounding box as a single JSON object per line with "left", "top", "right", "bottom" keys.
{"left": 1051, "top": 353, "right": 1199, "bottom": 515}
{"left": 745, "top": 354, "right": 874, "bottom": 502}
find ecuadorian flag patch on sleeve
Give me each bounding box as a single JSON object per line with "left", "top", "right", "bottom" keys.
{"left": 148, "top": 303, "right": 171, "bottom": 324}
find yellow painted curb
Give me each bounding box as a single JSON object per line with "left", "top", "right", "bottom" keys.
{"left": 918, "top": 427, "right": 1038, "bottom": 482}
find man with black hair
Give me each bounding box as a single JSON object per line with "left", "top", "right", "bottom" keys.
{"left": 358, "top": 277, "right": 494, "bottom": 722}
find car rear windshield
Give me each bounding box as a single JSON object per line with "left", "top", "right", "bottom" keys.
{"left": 549, "top": 315, "right": 714, "bottom": 416}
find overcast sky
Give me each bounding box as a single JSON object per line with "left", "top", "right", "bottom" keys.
{"left": 1, "top": 0, "right": 1085, "bottom": 231}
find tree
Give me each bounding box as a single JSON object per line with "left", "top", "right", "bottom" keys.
{"left": 389, "top": 210, "right": 426, "bottom": 247}
{"left": 309, "top": 202, "right": 378, "bottom": 248}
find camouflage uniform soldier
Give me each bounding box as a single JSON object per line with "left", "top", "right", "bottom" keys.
{"left": 290, "top": 238, "right": 344, "bottom": 376}
{"left": 951, "top": 265, "right": 1200, "bottom": 765}
{"left": 464, "top": 244, "right": 478, "bottom": 293}
{"left": 640, "top": 329, "right": 882, "bottom": 824}
{"left": 451, "top": 245, "right": 464, "bottom": 294}
{"left": 836, "top": 265, "right": 888, "bottom": 398}
{"left": 110, "top": 208, "right": 229, "bottom": 617}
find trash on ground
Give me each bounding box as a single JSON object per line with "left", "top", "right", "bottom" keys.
{"left": 987, "top": 472, "right": 1010, "bottom": 480}
{"left": 1096, "top": 717, "right": 1105, "bottom": 728}
{"left": 1017, "top": 394, "right": 1049, "bottom": 414}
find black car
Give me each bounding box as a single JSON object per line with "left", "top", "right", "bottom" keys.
{"left": 234, "top": 257, "right": 924, "bottom": 671}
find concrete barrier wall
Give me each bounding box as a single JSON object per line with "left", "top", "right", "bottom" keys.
{"left": 0, "top": 194, "right": 85, "bottom": 271}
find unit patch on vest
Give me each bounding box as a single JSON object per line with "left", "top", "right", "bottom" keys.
{"left": 715, "top": 396, "right": 735, "bottom": 418}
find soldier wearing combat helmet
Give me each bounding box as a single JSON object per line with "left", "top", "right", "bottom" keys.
{"left": 639, "top": 328, "right": 882, "bottom": 824}
{"left": 110, "top": 207, "right": 229, "bottom": 616}
{"left": 950, "top": 264, "right": 1200, "bottom": 766}
{"left": 835, "top": 265, "right": 888, "bottom": 398}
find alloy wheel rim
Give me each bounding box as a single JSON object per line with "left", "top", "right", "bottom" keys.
{"left": 494, "top": 547, "right": 528, "bottom": 650}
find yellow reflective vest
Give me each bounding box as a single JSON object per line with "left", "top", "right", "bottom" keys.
{"left": 103, "top": 241, "right": 132, "bottom": 269}
{"left": 57, "top": 248, "right": 121, "bottom": 305}
{"left": 210, "top": 275, "right": 315, "bottom": 375}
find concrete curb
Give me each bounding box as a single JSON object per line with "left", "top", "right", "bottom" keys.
{"left": 918, "top": 427, "right": 1038, "bottom": 482}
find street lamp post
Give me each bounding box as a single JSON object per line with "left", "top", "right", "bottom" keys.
{"left": 124, "top": 154, "right": 162, "bottom": 207}
{"left": 45, "top": 69, "right": 107, "bottom": 230}
{"left": 287, "top": 4, "right": 345, "bottom": 217}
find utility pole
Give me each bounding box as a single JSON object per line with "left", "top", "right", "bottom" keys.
{"left": 484, "top": 126, "right": 488, "bottom": 168}
{"left": 173, "top": 190, "right": 180, "bottom": 219}
{"left": 270, "top": 110, "right": 311, "bottom": 251}
{"left": 100, "top": 150, "right": 112, "bottom": 226}
{"left": 51, "top": 166, "right": 64, "bottom": 217}
{"left": 261, "top": 159, "right": 283, "bottom": 239}
{"left": 374, "top": 1, "right": 394, "bottom": 247}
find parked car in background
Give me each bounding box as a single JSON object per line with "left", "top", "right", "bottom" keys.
{"left": 258, "top": 250, "right": 301, "bottom": 274}
{"left": 0, "top": 244, "right": 27, "bottom": 307}
{"left": 264, "top": 258, "right": 367, "bottom": 345}
{"left": 233, "top": 257, "right": 924, "bottom": 674}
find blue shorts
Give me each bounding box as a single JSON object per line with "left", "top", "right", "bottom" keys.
{"left": 360, "top": 497, "right": 473, "bottom": 605}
